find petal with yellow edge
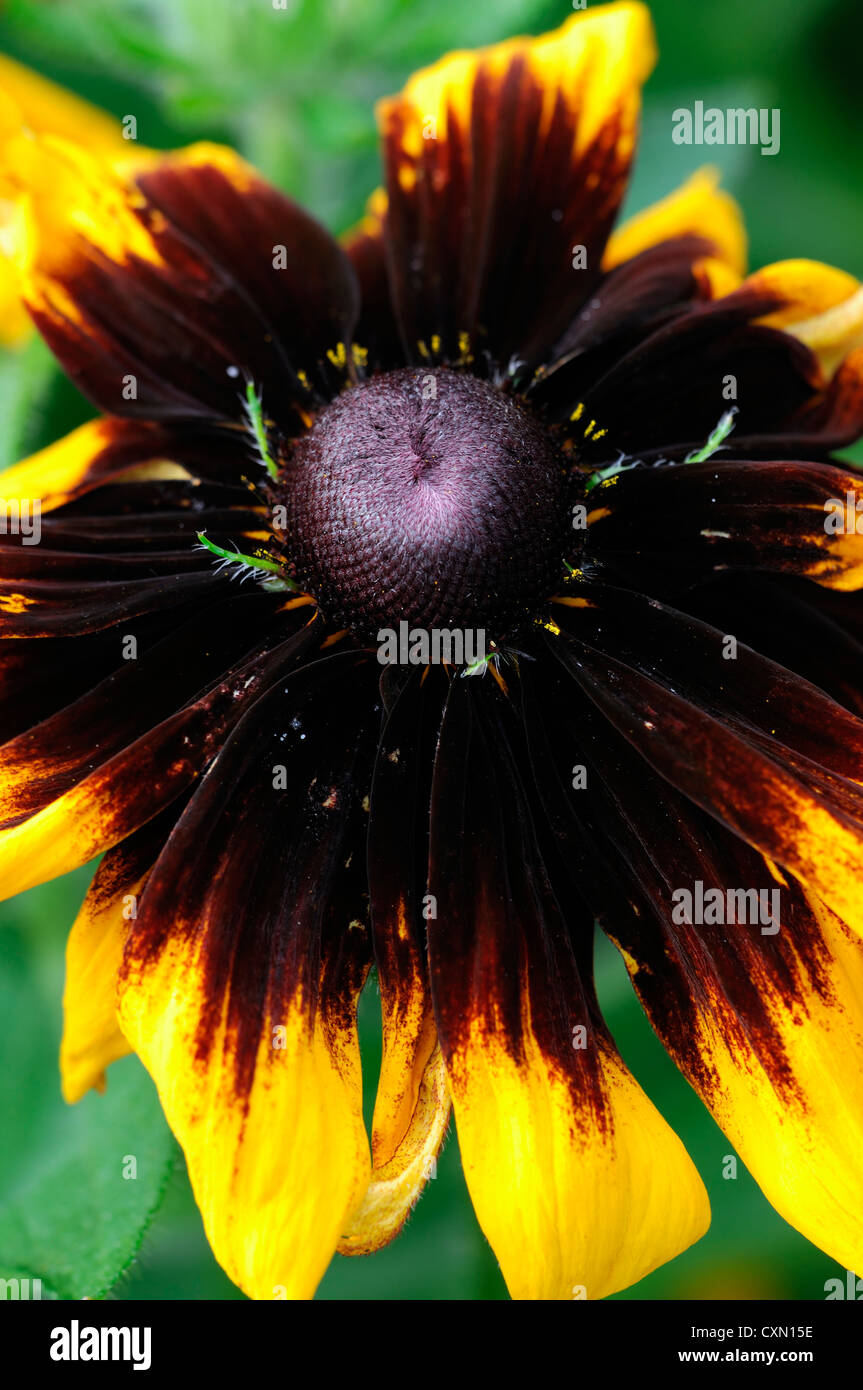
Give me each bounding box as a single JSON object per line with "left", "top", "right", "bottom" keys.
{"left": 119, "top": 656, "right": 380, "bottom": 1299}
{"left": 0, "top": 415, "right": 256, "bottom": 513}
{"left": 603, "top": 167, "right": 747, "bottom": 288}
{"left": 536, "top": 233, "right": 741, "bottom": 413}
{"left": 62, "top": 809, "right": 184, "bottom": 1103}
{"left": 551, "top": 603, "right": 863, "bottom": 944}
{"left": 0, "top": 53, "right": 127, "bottom": 155}
{"left": 750, "top": 259, "right": 863, "bottom": 378}
{"left": 0, "top": 618, "right": 318, "bottom": 904}
{"left": 569, "top": 729, "right": 863, "bottom": 1277}
{"left": 553, "top": 277, "right": 848, "bottom": 458}
{"left": 377, "top": 1, "right": 657, "bottom": 367}
{"left": 427, "top": 677, "right": 709, "bottom": 1300}
{"left": 339, "top": 1047, "right": 450, "bottom": 1256}
{"left": 367, "top": 670, "right": 441, "bottom": 1167}
{"left": 584, "top": 457, "right": 863, "bottom": 592}
{"left": 0, "top": 594, "right": 297, "bottom": 832}
{"left": 2, "top": 132, "right": 358, "bottom": 421}
{"left": 0, "top": 52, "right": 129, "bottom": 346}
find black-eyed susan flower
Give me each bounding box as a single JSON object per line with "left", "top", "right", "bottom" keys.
{"left": 2, "top": 0, "right": 863, "bottom": 1301}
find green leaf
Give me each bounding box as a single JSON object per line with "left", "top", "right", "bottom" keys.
{"left": 0, "top": 882, "right": 177, "bottom": 1299}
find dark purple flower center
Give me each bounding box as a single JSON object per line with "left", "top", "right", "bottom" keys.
{"left": 276, "top": 368, "right": 570, "bottom": 640}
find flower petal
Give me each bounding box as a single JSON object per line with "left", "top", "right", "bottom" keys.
{"left": 118, "top": 654, "right": 379, "bottom": 1299}
{"left": 376, "top": 1, "right": 656, "bottom": 368}
{"left": 0, "top": 416, "right": 259, "bottom": 513}
{"left": 687, "top": 572, "right": 863, "bottom": 720}
{"left": 61, "top": 807, "right": 183, "bottom": 1102}
{"left": 0, "top": 52, "right": 125, "bottom": 154}
{"left": 0, "top": 615, "right": 318, "bottom": 902}
{"left": 604, "top": 167, "right": 746, "bottom": 282}
{"left": 338, "top": 1045, "right": 449, "bottom": 1256}
{"left": 342, "top": 189, "right": 402, "bottom": 371}
{"left": 536, "top": 233, "right": 731, "bottom": 397}
{"left": 586, "top": 457, "right": 863, "bottom": 592}
{"left": 536, "top": 684, "right": 863, "bottom": 1276}
{"left": 426, "top": 676, "right": 709, "bottom": 1300}
{"left": 0, "top": 593, "right": 290, "bottom": 828}
{"left": 540, "top": 267, "right": 863, "bottom": 459}
{"left": 0, "top": 52, "right": 128, "bottom": 345}
{"left": 3, "top": 133, "right": 358, "bottom": 422}
{"left": 0, "top": 570, "right": 230, "bottom": 637}
{"left": 748, "top": 259, "right": 863, "bottom": 378}
{"left": 339, "top": 668, "right": 450, "bottom": 1254}
{"left": 553, "top": 282, "right": 820, "bottom": 457}
{"left": 367, "top": 669, "right": 441, "bottom": 1165}
{"left": 550, "top": 586, "right": 863, "bottom": 941}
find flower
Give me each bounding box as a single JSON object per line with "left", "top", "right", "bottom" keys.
{"left": 2, "top": 0, "right": 863, "bottom": 1301}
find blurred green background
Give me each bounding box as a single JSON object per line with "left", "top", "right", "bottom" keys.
{"left": 0, "top": 0, "right": 860, "bottom": 1301}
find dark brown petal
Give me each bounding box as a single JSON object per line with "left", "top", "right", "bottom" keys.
{"left": 548, "top": 592, "right": 863, "bottom": 938}
{"left": 366, "top": 666, "right": 444, "bottom": 1166}
{"left": 1, "top": 415, "right": 269, "bottom": 515}
{"left": 687, "top": 572, "right": 863, "bottom": 718}
{"left": 16, "top": 140, "right": 358, "bottom": 425}
{"left": 0, "top": 570, "right": 234, "bottom": 637}
{"left": 342, "top": 192, "right": 404, "bottom": 372}
{"left": 0, "top": 591, "right": 298, "bottom": 828}
{"left": 585, "top": 457, "right": 863, "bottom": 592}
{"left": 0, "top": 614, "right": 321, "bottom": 902}
{"left": 553, "top": 287, "right": 821, "bottom": 460}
